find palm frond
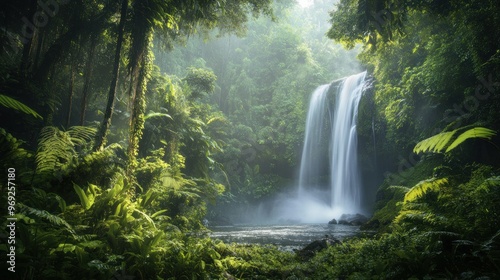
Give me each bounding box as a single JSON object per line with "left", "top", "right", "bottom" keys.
{"left": 0, "top": 93, "right": 43, "bottom": 119}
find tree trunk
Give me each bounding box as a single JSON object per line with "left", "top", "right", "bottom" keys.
{"left": 127, "top": 36, "right": 152, "bottom": 177}
{"left": 65, "top": 37, "right": 82, "bottom": 127}
{"left": 79, "top": 34, "right": 98, "bottom": 125}
{"left": 19, "top": 0, "right": 38, "bottom": 74}
{"left": 93, "top": 0, "right": 128, "bottom": 151}
{"left": 66, "top": 62, "right": 76, "bottom": 127}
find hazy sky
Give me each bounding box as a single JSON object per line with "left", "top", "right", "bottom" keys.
{"left": 297, "top": 0, "right": 314, "bottom": 8}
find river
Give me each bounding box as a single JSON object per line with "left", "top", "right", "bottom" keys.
{"left": 209, "top": 223, "right": 363, "bottom": 251}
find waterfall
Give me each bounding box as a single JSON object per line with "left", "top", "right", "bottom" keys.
{"left": 298, "top": 84, "right": 331, "bottom": 197}
{"left": 298, "top": 71, "right": 367, "bottom": 219}
{"left": 330, "top": 71, "right": 366, "bottom": 215}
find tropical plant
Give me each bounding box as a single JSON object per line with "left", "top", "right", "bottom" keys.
{"left": 0, "top": 94, "right": 43, "bottom": 119}
{"left": 403, "top": 178, "right": 448, "bottom": 204}
{"left": 414, "top": 126, "right": 497, "bottom": 154}
{"left": 35, "top": 126, "right": 96, "bottom": 179}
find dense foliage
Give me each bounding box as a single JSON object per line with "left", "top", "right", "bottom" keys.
{"left": 1, "top": 0, "right": 500, "bottom": 279}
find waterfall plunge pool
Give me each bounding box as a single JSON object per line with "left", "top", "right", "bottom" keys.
{"left": 209, "top": 223, "right": 366, "bottom": 252}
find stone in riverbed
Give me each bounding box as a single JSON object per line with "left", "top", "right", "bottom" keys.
{"left": 296, "top": 235, "right": 342, "bottom": 260}
{"left": 337, "top": 213, "right": 369, "bottom": 226}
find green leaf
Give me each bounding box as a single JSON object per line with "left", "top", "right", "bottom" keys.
{"left": 73, "top": 183, "right": 94, "bottom": 210}
{"left": 144, "top": 111, "right": 172, "bottom": 120}
{"left": 0, "top": 94, "right": 43, "bottom": 119}
{"left": 414, "top": 126, "right": 496, "bottom": 154}
{"left": 404, "top": 178, "right": 448, "bottom": 203}
{"left": 445, "top": 127, "right": 496, "bottom": 152}
{"left": 413, "top": 131, "right": 456, "bottom": 154}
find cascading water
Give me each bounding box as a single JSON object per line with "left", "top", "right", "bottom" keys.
{"left": 330, "top": 71, "right": 366, "bottom": 216}
{"left": 297, "top": 71, "right": 367, "bottom": 220}
{"left": 298, "top": 84, "right": 331, "bottom": 197}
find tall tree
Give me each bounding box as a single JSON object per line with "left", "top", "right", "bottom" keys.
{"left": 79, "top": 33, "right": 99, "bottom": 125}
{"left": 93, "top": 0, "right": 128, "bottom": 151}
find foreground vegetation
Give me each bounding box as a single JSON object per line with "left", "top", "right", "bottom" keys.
{"left": 1, "top": 0, "right": 500, "bottom": 279}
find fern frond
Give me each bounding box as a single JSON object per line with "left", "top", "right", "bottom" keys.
{"left": 394, "top": 209, "right": 425, "bottom": 224}
{"left": 395, "top": 209, "right": 449, "bottom": 226}
{"left": 388, "top": 185, "right": 411, "bottom": 193}
{"left": 67, "top": 126, "right": 97, "bottom": 146}
{"left": 206, "top": 116, "right": 227, "bottom": 125}
{"left": 445, "top": 127, "right": 496, "bottom": 152}
{"left": 414, "top": 126, "right": 496, "bottom": 154}
{"left": 19, "top": 203, "right": 76, "bottom": 237}
{"left": 423, "top": 231, "right": 460, "bottom": 239}
{"left": 144, "top": 111, "right": 172, "bottom": 120}
{"left": 404, "top": 178, "right": 448, "bottom": 203}
{"left": 36, "top": 126, "right": 75, "bottom": 175}
{"left": 413, "top": 131, "right": 456, "bottom": 154}
{"left": 0, "top": 93, "right": 43, "bottom": 119}
{"left": 0, "top": 128, "right": 32, "bottom": 166}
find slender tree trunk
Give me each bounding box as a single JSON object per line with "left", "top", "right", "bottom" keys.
{"left": 66, "top": 37, "right": 82, "bottom": 127}
{"left": 66, "top": 62, "right": 76, "bottom": 127}
{"left": 44, "top": 66, "right": 57, "bottom": 126}
{"left": 93, "top": 0, "right": 128, "bottom": 151}
{"left": 19, "top": 0, "right": 38, "bottom": 74}
{"left": 33, "top": 30, "right": 45, "bottom": 71}
{"left": 80, "top": 34, "right": 98, "bottom": 125}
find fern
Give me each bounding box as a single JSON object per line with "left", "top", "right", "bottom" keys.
{"left": 394, "top": 209, "right": 449, "bottom": 226}
{"left": 404, "top": 178, "right": 448, "bottom": 203}
{"left": 144, "top": 111, "right": 172, "bottom": 120}
{"left": 19, "top": 203, "right": 77, "bottom": 237}
{"left": 414, "top": 126, "right": 496, "bottom": 154}
{"left": 413, "top": 131, "right": 456, "bottom": 154}
{"left": 67, "top": 126, "right": 97, "bottom": 146}
{"left": 36, "top": 126, "right": 97, "bottom": 176}
{"left": 445, "top": 127, "right": 497, "bottom": 152}
{"left": 0, "top": 128, "right": 32, "bottom": 167}
{"left": 36, "top": 126, "right": 75, "bottom": 175}
{"left": 0, "top": 93, "right": 43, "bottom": 119}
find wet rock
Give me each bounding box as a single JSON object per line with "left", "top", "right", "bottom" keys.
{"left": 328, "top": 218, "right": 337, "bottom": 224}
{"left": 296, "top": 235, "right": 341, "bottom": 260}
{"left": 338, "top": 213, "right": 369, "bottom": 226}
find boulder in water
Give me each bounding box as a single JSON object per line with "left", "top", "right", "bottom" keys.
{"left": 338, "top": 213, "right": 369, "bottom": 226}
{"left": 296, "top": 235, "right": 341, "bottom": 260}
{"left": 328, "top": 218, "right": 337, "bottom": 224}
